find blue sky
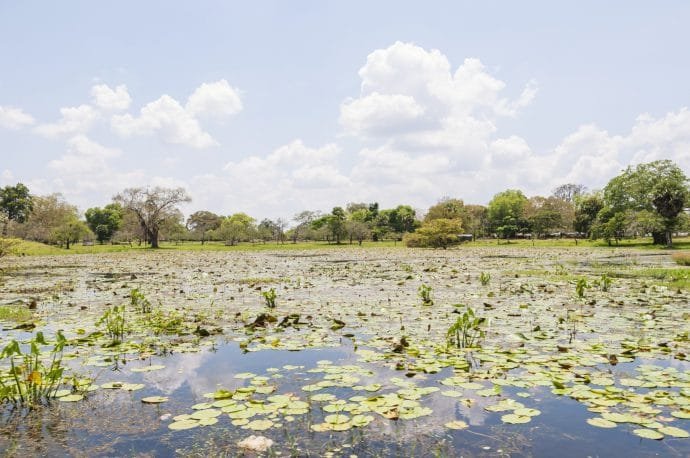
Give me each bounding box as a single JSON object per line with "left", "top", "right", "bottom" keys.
{"left": 1, "top": 1, "right": 689, "bottom": 219}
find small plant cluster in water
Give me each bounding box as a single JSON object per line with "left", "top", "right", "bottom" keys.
{"left": 261, "top": 288, "right": 277, "bottom": 308}
{"left": 447, "top": 306, "right": 486, "bottom": 349}
{"left": 0, "top": 331, "right": 68, "bottom": 406}
{"left": 418, "top": 284, "right": 433, "bottom": 306}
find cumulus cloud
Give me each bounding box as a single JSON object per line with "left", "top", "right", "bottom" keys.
{"left": 111, "top": 80, "right": 243, "bottom": 148}
{"left": 48, "top": 135, "right": 121, "bottom": 175}
{"left": 34, "top": 104, "right": 99, "bottom": 137}
{"left": 341, "top": 42, "right": 537, "bottom": 146}
{"left": 0, "top": 106, "right": 35, "bottom": 130}
{"left": 185, "top": 79, "right": 242, "bottom": 118}
{"left": 112, "top": 95, "right": 217, "bottom": 148}
{"left": 91, "top": 84, "right": 132, "bottom": 111}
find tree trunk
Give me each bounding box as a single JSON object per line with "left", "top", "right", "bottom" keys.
{"left": 150, "top": 228, "right": 159, "bottom": 248}
{"left": 666, "top": 230, "right": 673, "bottom": 248}
{"left": 66, "top": 239, "right": 70, "bottom": 249}
{"left": 652, "top": 231, "right": 666, "bottom": 245}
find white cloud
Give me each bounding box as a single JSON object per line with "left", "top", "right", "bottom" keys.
{"left": 185, "top": 79, "right": 243, "bottom": 118}
{"left": 34, "top": 104, "right": 99, "bottom": 137}
{"left": 340, "top": 92, "right": 427, "bottom": 136}
{"left": 0, "top": 106, "right": 35, "bottom": 130}
{"left": 112, "top": 94, "right": 217, "bottom": 148}
{"left": 91, "top": 84, "right": 132, "bottom": 111}
{"left": 48, "top": 135, "right": 121, "bottom": 175}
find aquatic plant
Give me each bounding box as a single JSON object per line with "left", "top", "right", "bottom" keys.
{"left": 418, "top": 284, "right": 433, "bottom": 306}
{"left": 130, "top": 288, "right": 152, "bottom": 314}
{"left": 262, "top": 288, "right": 277, "bottom": 308}
{"left": 0, "top": 331, "right": 67, "bottom": 406}
{"left": 96, "top": 305, "right": 127, "bottom": 343}
{"left": 598, "top": 273, "right": 612, "bottom": 292}
{"left": 479, "top": 272, "right": 491, "bottom": 286}
{"left": 447, "top": 307, "right": 485, "bottom": 348}
{"left": 575, "top": 278, "right": 588, "bottom": 298}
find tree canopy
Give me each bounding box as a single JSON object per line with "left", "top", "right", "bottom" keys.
{"left": 113, "top": 187, "right": 191, "bottom": 248}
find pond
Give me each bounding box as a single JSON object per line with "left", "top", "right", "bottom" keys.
{"left": 1, "top": 247, "right": 688, "bottom": 456}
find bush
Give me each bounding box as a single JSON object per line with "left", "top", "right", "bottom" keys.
{"left": 402, "top": 233, "right": 426, "bottom": 247}
{"left": 672, "top": 252, "right": 690, "bottom": 266}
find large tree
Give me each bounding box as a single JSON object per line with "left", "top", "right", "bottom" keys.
{"left": 603, "top": 160, "right": 689, "bottom": 247}
{"left": 85, "top": 203, "right": 123, "bottom": 243}
{"left": 186, "top": 210, "right": 222, "bottom": 244}
{"left": 214, "top": 213, "right": 256, "bottom": 245}
{"left": 53, "top": 217, "right": 92, "bottom": 249}
{"left": 487, "top": 189, "right": 529, "bottom": 239}
{"left": 114, "top": 187, "right": 191, "bottom": 248}
{"left": 0, "top": 183, "right": 33, "bottom": 236}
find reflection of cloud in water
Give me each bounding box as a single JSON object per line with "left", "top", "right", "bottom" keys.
{"left": 142, "top": 351, "right": 216, "bottom": 395}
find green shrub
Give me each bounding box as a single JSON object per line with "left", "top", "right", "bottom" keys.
{"left": 262, "top": 288, "right": 277, "bottom": 308}
{"left": 418, "top": 284, "right": 433, "bottom": 306}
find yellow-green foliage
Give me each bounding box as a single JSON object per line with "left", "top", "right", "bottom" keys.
{"left": 0, "top": 304, "right": 32, "bottom": 322}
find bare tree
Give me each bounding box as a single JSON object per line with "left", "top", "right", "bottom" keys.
{"left": 552, "top": 183, "right": 587, "bottom": 203}
{"left": 114, "top": 187, "right": 191, "bottom": 248}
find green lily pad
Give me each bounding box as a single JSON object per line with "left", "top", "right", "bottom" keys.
{"left": 587, "top": 417, "right": 617, "bottom": 428}
{"left": 58, "top": 394, "right": 83, "bottom": 402}
{"left": 168, "top": 420, "right": 199, "bottom": 431}
{"left": 632, "top": 428, "right": 664, "bottom": 440}
{"left": 244, "top": 419, "right": 274, "bottom": 431}
{"left": 501, "top": 414, "right": 531, "bottom": 424}
{"left": 190, "top": 409, "right": 221, "bottom": 420}
{"left": 657, "top": 426, "right": 689, "bottom": 438}
{"left": 445, "top": 420, "right": 469, "bottom": 430}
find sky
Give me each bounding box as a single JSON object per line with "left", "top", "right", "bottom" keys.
{"left": 1, "top": 1, "right": 690, "bottom": 220}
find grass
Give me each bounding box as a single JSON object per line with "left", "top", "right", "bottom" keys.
{"left": 0, "top": 304, "right": 32, "bottom": 322}
{"left": 615, "top": 267, "right": 690, "bottom": 290}
{"left": 4, "top": 236, "right": 690, "bottom": 257}
{"left": 672, "top": 251, "right": 690, "bottom": 266}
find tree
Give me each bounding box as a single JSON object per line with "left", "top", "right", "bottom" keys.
{"left": 85, "top": 204, "right": 123, "bottom": 243}
{"left": 525, "top": 196, "right": 564, "bottom": 238}
{"left": 186, "top": 211, "right": 222, "bottom": 244}
{"left": 0, "top": 183, "right": 33, "bottom": 236}
{"left": 291, "top": 210, "right": 320, "bottom": 242}
{"left": 463, "top": 204, "right": 488, "bottom": 240}
{"left": 574, "top": 193, "right": 604, "bottom": 237}
{"left": 487, "top": 190, "right": 528, "bottom": 239}
{"left": 603, "top": 160, "right": 689, "bottom": 247}
{"left": 113, "top": 187, "right": 191, "bottom": 248}
{"left": 214, "top": 213, "right": 256, "bottom": 245}
{"left": 404, "top": 218, "right": 462, "bottom": 249}
{"left": 12, "top": 193, "right": 77, "bottom": 243}
{"left": 424, "top": 198, "right": 464, "bottom": 222}
{"left": 52, "top": 217, "right": 92, "bottom": 249}
{"left": 552, "top": 183, "right": 587, "bottom": 203}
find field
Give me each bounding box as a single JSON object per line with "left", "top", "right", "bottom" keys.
{"left": 1, "top": 245, "right": 689, "bottom": 457}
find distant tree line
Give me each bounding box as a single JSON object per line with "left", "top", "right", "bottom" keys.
{"left": 0, "top": 160, "right": 688, "bottom": 249}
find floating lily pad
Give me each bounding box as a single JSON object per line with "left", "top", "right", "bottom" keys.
{"left": 633, "top": 428, "right": 664, "bottom": 440}
{"left": 445, "top": 420, "right": 469, "bottom": 430}
{"left": 168, "top": 420, "right": 199, "bottom": 431}
{"left": 141, "top": 396, "right": 168, "bottom": 404}
{"left": 587, "top": 417, "right": 617, "bottom": 428}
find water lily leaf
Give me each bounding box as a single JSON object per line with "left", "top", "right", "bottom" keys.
{"left": 632, "top": 428, "right": 664, "bottom": 440}
{"left": 445, "top": 420, "right": 469, "bottom": 430}
{"left": 141, "top": 396, "right": 168, "bottom": 404}
{"left": 586, "top": 417, "right": 617, "bottom": 428}
{"left": 513, "top": 408, "right": 541, "bottom": 417}
{"left": 169, "top": 420, "right": 199, "bottom": 431}
{"left": 351, "top": 414, "right": 374, "bottom": 427}
{"left": 657, "top": 426, "right": 689, "bottom": 438}
{"left": 244, "top": 419, "right": 274, "bottom": 431}
{"left": 59, "top": 394, "right": 84, "bottom": 402}
{"left": 199, "top": 417, "right": 218, "bottom": 426}
{"left": 311, "top": 393, "right": 337, "bottom": 402}
{"left": 671, "top": 410, "right": 690, "bottom": 419}
{"left": 501, "top": 414, "right": 531, "bottom": 424}
{"left": 231, "top": 418, "right": 250, "bottom": 426}
{"left": 324, "top": 414, "right": 350, "bottom": 424}
{"left": 190, "top": 409, "right": 221, "bottom": 420}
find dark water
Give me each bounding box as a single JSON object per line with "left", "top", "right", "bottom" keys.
{"left": 2, "top": 339, "right": 687, "bottom": 457}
